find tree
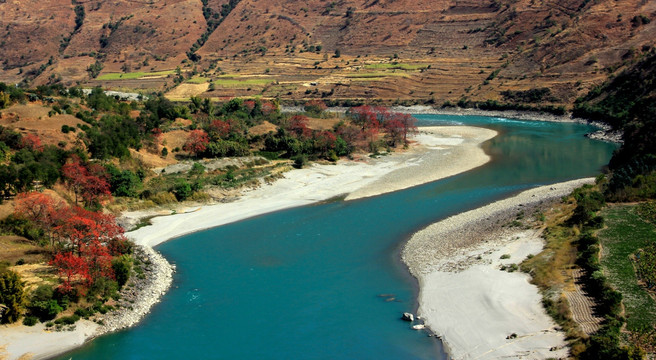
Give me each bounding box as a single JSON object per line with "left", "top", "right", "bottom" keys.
{"left": 304, "top": 100, "right": 327, "bottom": 115}
{"left": 52, "top": 206, "right": 125, "bottom": 255}
{"left": 384, "top": 118, "right": 404, "bottom": 146}
{"left": 61, "top": 159, "right": 87, "bottom": 204}
{"left": 0, "top": 270, "right": 26, "bottom": 323}
{"left": 19, "top": 134, "right": 43, "bottom": 152}
{"left": 81, "top": 172, "right": 111, "bottom": 206}
{"left": 50, "top": 252, "right": 89, "bottom": 291}
{"left": 173, "top": 179, "right": 193, "bottom": 201}
{"left": 183, "top": 129, "right": 210, "bottom": 156}
{"left": 314, "top": 131, "right": 336, "bottom": 156}
{"left": 61, "top": 157, "right": 111, "bottom": 206}
{"left": 82, "top": 240, "right": 114, "bottom": 284}
{"left": 348, "top": 105, "right": 380, "bottom": 132}
{"left": 14, "top": 192, "right": 64, "bottom": 251}
{"left": 287, "top": 115, "right": 311, "bottom": 138}
{"left": 208, "top": 119, "right": 231, "bottom": 139}
{"left": 385, "top": 113, "right": 417, "bottom": 145}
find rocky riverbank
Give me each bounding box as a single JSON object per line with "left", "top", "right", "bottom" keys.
{"left": 94, "top": 245, "right": 174, "bottom": 334}
{"left": 0, "top": 245, "right": 174, "bottom": 360}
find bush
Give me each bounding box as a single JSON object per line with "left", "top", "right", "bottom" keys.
{"left": 53, "top": 286, "right": 80, "bottom": 305}
{"left": 149, "top": 191, "right": 177, "bottom": 205}
{"left": 22, "top": 315, "right": 38, "bottom": 326}
{"left": 292, "top": 155, "right": 307, "bottom": 169}
{"left": 112, "top": 255, "right": 132, "bottom": 290}
{"left": 86, "top": 277, "right": 118, "bottom": 301}
{"left": 74, "top": 307, "right": 94, "bottom": 318}
{"left": 55, "top": 314, "right": 80, "bottom": 325}
{"left": 172, "top": 179, "right": 193, "bottom": 201}
{"left": 29, "top": 299, "right": 62, "bottom": 321}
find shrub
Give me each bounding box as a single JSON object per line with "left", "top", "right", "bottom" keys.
{"left": 149, "top": 191, "right": 177, "bottom": 205}
{"left": 86, "top": 277, "right": 118, "bottom": 301}
{"left": 292, "top": 155, "right": 307, "bottom": 169}
{"left": 172, "top": 179, "right": 193, "bottom": 201}
{"left": 112, "top": 255, "right": 132, "bottom": 290}
{"left": 55, "top": 314, "right": 80, "bottom": 325}
{"left": 22, "top": 315, "right": 38, "bottom": 326}
{"left": 29, "top": 299, "right": 62, "bottom": 321}
{"left": 74, "top": 307, "right": 94, "bottom": 318}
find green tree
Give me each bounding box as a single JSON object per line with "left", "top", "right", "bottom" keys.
{"left": 112, "top": 255, "right": 132, "bottom": 290}
{"left": 172, "top": 179, "right": 193, "bottom": 201}
{"left": 0, "top": 270, "right": 27, "bottom": 323}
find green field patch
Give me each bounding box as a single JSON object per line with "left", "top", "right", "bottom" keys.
{"left": 346, "top": 72, "right": 409, "bottom": 79}
{"left": 186, "top": 77, "right": 210, "bottom": 84}
{"left": 212, "top": 78, "right": 275, "bottom": 88}
{"left": 598, "top": 205, "right": 656, "bottom": 331}
{"left": 364, "top": 63, "right": 426, "bottom": 71}
{"left": 97, "top": 70, "right": 176, "bottom": 81}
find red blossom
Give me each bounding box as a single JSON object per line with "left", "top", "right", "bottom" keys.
{"left": 183, "top": 129, "right": 210, "bottom": 156}
{"left": 20, "top": 133, "right": 43, "bottom": 152}
{"left": 208, "top": 119, "right": 231, "bottom": 139}
{"left": 50, "top": 252, "right": 89, "bottom": 291}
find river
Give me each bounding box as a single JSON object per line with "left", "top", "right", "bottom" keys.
{"left": 58, "top": 114, "right": 616, "bottom": 359}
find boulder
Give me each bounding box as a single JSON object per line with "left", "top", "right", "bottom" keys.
{"left": 401, "top": 312, "right": 414, "bottom": 322}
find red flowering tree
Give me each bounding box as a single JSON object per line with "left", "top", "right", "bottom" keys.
{"left": 14, "top": 192, "right": 65, "bottom": 251}
{"left": 183, "top": 129, "right": 210, "bottom": 156}
{"left": 52, "top": 206, "right": 125, "bottom": 255}
{"left": 287, "top": 115, "right": 311, "bottom": 138}
{"left": 384, "top": 118, "right": 405, "bottom": 146}
{"left": 243, "top": 100, "right": 256, "bottom": 112}
{"left": 208, "top": 119, "right": 231, "bottom": 139}
{"left": 261, "top": 102, "right": 277, "bottom": 116}
{"left": 20, "top": 133, "right": 43, "bottom": 152}
{"left": 314, "top": 131, "right": 336, "bottom": 156}
{"left": 392, "top": 112, "right": 417, "bottom": 143}
{"left": 50, "top": 252, "right": 89, "bottom": 291}
{"left": 348, "top": 105, "right": 380, "bottom": 132}
{"left": 304, "top": 100, "right": 327, "bottom": 115}
{"left": 61, "top": 157, "right": 111, "bottom": 206}
{"left": 81, "top": 240, "right": 114, "bottom": 282}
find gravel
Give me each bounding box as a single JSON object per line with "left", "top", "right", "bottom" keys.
{"left": 402, "top": 178, "right": 595, "bottom": 276}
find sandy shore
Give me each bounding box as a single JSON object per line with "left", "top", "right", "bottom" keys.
{"left": 403, "top": 178, "right": 595, "bottom": 360}
{"left": 125, "top": 126, "right": 497, "bottom": 247}
{"left": 0, "top": 125, "right": 496, "bottom": 360}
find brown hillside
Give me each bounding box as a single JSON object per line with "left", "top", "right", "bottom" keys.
{"left": 0, "top": 0, "right": 654, "bottom": 105}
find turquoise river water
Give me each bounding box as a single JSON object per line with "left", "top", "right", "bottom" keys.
{"left": 59, "top": 115, "right": 616, "bottom": 360}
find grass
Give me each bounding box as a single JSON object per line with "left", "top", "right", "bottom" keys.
{"left": 212, "top": 78, "right": 275, "bottom": 88}
{"left": 97, "top": 70, "right": 176, "bottom": 81}
{"left": 597, "top": 204, "right": 656, "bottom": 331}
{"left": 520, "top": 200, "right": 586, "bottom": 343}
{"left": 364, "top": 63, "right": 426, "bottom": 70}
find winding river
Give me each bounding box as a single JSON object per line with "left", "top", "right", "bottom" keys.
{"left": 59, "top": 115, "right": 616, "bottom": 360}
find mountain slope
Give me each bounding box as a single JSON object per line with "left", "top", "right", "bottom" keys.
{"left": 0, "top": 0, "right": 653, "bottom": 104}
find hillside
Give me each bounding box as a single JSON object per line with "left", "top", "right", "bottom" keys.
{"left": 0, "top": 0, "right": 654, "bottom": 105}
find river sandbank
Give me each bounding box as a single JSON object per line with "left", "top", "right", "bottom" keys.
{"left": 0, "top": 125, "right": 496, "bottom": 360}
{"left": 403, "top": 178, "right": 595, "bottom": 360}
{"left": 124, "top": 125, "right": 497, "bottom": 248}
